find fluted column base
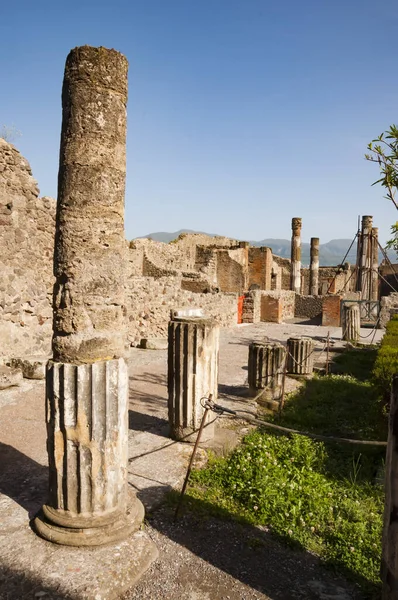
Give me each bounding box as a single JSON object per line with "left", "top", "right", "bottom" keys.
{"left": 248, "top": 342, "right": 286, "bottom": 410}
{"left": 33, "top": 489, "right": 144, "bottom": 547}
{"left": 342, "top": 304, "right": 360, "bottom": 343}
{"left": 287, "top": 337, "right": 314, "bottom": 375}
{"left": 33, "top": 358, "right": 144, "bottom": 546}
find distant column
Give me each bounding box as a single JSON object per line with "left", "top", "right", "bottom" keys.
{"left": 34, "top": 46, "right": 144, "bottom": 546}
{"left": 290, "top": 218, "right": 302, "bottom": 294}
{"left": 371, "top": 227, "right": 379, "bottom": 302}
{"left": 360, "top": 215, "right": 373, "bottom": 301}
{"left": 309, "top": 237, "right": 320, "bottom": 296}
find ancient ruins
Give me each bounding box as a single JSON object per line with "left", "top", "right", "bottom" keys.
{"left": 2, "top": 43, "right": 398, "bottom": 599}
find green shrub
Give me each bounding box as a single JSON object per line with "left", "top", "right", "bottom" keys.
{"left": 373, "top": 316, "right": 398, "bottom": 393}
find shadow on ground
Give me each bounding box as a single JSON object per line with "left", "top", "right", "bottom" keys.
{"left": 0, "top": 442, "right": 47, "bottom": 517}
{"left": 0, "top": 564, "right": 75, "bottom": 600}
{"left": 142, "top": 489, "right": 376, "bottom": 600}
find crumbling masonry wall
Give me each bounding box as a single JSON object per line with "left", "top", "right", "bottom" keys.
{"left": 126, "top": 276, "right": 237, "bottom": 346}
{"left": 0, "top": 139, "right": 55, "bottom": 359}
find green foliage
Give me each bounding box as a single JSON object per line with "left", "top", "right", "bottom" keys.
{"left": 365, "top": 124, "right": 398, "bottom": 211}
{"left": 332, "top": 348, "right": 378, "bottom": 381}
{"left": 187, "top": 349, "right": 386, "bottom": 592}
{"left": 190, "top": 432, "right": 383, "bottom": 587}
{"left": 373, "top": 316, "right": 398, "bottom": 393}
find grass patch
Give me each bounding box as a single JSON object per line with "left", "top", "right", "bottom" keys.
{"left": 186, "top": 348, "right": 387, "bottom": 596}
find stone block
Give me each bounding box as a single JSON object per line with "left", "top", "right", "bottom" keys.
{"left": 171, "top": 307, "right": 205, "bottom": 319}
{"left": 140, "top": 338, "right": 168, "bottom": 350}
{"left": 0, "top": 365, "right": 22, "bottom": 390}
{"left": 10, "top": 356, "right": 49, "bottom": 379}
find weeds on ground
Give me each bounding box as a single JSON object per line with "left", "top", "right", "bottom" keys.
{"left": 186, "top": 348, "right": 386, "bottom": 594}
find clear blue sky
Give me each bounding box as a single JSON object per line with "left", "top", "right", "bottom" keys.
{"left": 1, "top": 0, "right": 397, "bottom": 246}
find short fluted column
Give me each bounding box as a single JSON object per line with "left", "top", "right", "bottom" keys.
{"left": 168, "top": 317, "right": 219, "bottom": 442}
{"left": 342, "top": 303, "right": 360, "bottom": 343}
{"left": 34, "top": 359, "right": 143, "bottom": 546}
{"left": 248, "top": 342, "right": 286, "bottom": 409}
{"left": 287, "top": 336, "right": 314, "bottom": 375}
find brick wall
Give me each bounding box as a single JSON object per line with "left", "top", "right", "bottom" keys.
{"left": 248, "top": 247, "right": 272, "bottom": 290}
{"left": 260, "top": 291, "right": 295, "bottom": 323}
{"left": 322, "top": 295, "right": 342, "bottom": 327}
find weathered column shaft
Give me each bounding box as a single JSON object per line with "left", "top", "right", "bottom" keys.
{"left": 287, "top": 336, "right": 314, "bottom": 375}
{"left": 360, "top": 215, "right": 373, "bottom": 302}
{"left": 290, "top": 217, "right": 302, "bottom": 294}
{"left": 342, "top": 303, "right": 360, "bottom": 343}
{"left": 309, "top": 237, "right": 320, "bottom": 296}
{"left": 248, "top": 342, "right": 286, "bottom": 409}
{"left": 53, "top": 46, "right": 129, "bottom": 364}
{"left": 34, "top": 46, "right": 143, "bottom": 547}
{"left": 371, "top": 227, "right": 379, "bottom": 302}
{"left": 168, "top": 317, "right": 218, "bottom": 442}
{"left": 46, "top": 360, "right": 128, "bottom": 515}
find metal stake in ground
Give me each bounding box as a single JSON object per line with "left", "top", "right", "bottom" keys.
{"left": 174, "top": 397, "right": 212, "bottom": 522}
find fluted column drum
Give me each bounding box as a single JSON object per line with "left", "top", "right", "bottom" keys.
{"left": 168, "top": 317, "right": 219, "bottom": 442}
{"left": 248, "top": 342, "right": 286, "bottom": 408}
{"left": 34, "top": 359, "right": 144, "bottom": 546}
{"left": 342, "top": 304, "right": 360, "bottom": 343}
{"left": 287, "top": 336, "right": 314, "bottom": 375}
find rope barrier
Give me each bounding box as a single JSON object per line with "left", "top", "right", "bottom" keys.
{"left": 202, "top": 398, "right": 387, "bottom": 447}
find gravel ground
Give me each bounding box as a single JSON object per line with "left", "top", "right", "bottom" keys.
{"left": 124, "top": 505, "right": 365, "bottom": 600}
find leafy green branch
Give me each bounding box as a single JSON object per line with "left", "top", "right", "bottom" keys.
{"left": 365, "top": 124, "right": 398, "bottom": 211}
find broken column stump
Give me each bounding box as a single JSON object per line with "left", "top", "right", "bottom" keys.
{"left": 287, "top": 336, "right": 314, "bottom": 375}
{"left": 248, "top": 341, "right": 286, "bottom": 410}
{"left": 342, "top": 303, "right": 360, "bottom": 343}
{"left": 168, "top": 316, "right": 219, "bottom": 442}
{"left": 33, "top": 46, "right": 144, "bottom": 546}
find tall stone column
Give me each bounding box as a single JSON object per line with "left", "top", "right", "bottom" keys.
{"left": 309, "top": 237, "right": 320, "bottom": 296}
{"left": 290, "top": 217, "right": 302, "bottom": 294}
{"left": 34, "top": 46, "right": 144, "bottom": 546}
{"left": 359, "top": 215, "right": 373, "bottom": 301}
{"left": 371, "top": 227, "right": 379, "bottom": 302}
{"left": 168, "top": 316, "right": 218, "bottom": 442}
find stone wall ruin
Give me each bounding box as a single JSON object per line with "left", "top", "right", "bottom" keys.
{"left": 1, "top": 139, "right": 389, "bottom": 362}
{"left": 0, "top": 139, "right": 55, "bottom": 359}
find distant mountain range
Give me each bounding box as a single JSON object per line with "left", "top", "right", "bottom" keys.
{"left": 137, "top": 229, "right": 395, "bottom": 267}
